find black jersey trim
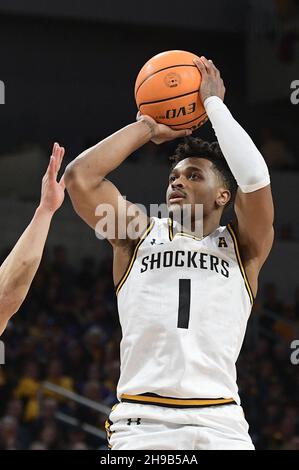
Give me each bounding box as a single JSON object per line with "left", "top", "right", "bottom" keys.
{"left": 227, "top": 223, "right": 254, "bottom": 305}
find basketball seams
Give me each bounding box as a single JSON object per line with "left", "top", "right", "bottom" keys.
{"left": 155, "top": 111, "right": 208, "bottom": 129}
{"left": 138, "top": 89, "right": 199, "bottom": 107}
{"left": 135, "top": 64, "right": 198, "bottom": 98}
{"left": 135, "top": 51, "right": 207, "bottom": 129}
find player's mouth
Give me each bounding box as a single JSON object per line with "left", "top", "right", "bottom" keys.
{"left": 168, "top": 190, "right": 186, "bottom": 204}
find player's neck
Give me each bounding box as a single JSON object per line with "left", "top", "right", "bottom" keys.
{"left": 171, "top": 212, "right": 221, "bottom": 239}
{"left": 201, "top": 216, "right": 222, "bottom": 238}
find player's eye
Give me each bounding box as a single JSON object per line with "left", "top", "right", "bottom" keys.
{"left": 169, "top": 175, "right": 176, "bottom": 182}
{"left": 190, "top": 172, "right": 200, "bottom": 180}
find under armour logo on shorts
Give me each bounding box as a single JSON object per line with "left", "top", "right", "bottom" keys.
{"left": 127, "top": 418, "right": 141, "bottom": 425}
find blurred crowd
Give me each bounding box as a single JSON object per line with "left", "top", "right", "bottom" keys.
{"left": 0, "top": 246, "right": 120, "bottom": 450}
{"left": 260, "top": 127, "right": 298, "bottom": 171}
{"left": 0, "top": 246, "right": 299, "bottom": 450}
{"left": 239, "top": 282, "right": 299, "bottom": 450}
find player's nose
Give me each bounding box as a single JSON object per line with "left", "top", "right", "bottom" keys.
{"left": 171, "top": 175, "right": 185, "bottom": 188}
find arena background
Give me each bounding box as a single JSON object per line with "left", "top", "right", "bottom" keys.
{"left": 0, "top": 0, "right": 298, "bottom": 450}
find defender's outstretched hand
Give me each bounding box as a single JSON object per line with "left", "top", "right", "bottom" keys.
{"left": 136, "top": 112, "right": 192, "bottom": 145}
{"left": 39, "top": 142, "right": 66, "bottom": 214}
{"left": 193, "top": 56, "right": 226, "bottom": 104}
{"left": 0, "top": 143, "right": 66, "bottom": 335}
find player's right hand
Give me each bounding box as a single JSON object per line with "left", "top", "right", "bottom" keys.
{"left": 193, "top": 56, "right": 226, "bottom": 104}
{"left": 136, "top": 112, "right": 192, "bottom": 145}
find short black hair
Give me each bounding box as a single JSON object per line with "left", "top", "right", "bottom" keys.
{"left": 169, "top": 137, "right": 237, "bottom": 206}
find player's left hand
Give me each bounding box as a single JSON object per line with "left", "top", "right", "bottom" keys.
{"left": 193, "top": 56, "right": 226, "bottom": 104}
{"left": 39, "top": 142, "right": 66, "bottom": 215}
{"left": 136, "top": 112, "right": 192, "bottom": 145}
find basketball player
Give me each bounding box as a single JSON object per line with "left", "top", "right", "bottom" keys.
{"left": 64, "top": 56, "right": 274, "bottom": 450}
{"left": 0, "top": 143, "right": 65, "bottom": 335}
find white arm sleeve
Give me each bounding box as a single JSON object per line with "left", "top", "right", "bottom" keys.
{"left": 204, "top": 96, "right": 270, "bottom": 193}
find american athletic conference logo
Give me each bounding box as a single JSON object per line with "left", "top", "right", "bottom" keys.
{"left": 0, "top": 81, "right": 5, "bottom": 104}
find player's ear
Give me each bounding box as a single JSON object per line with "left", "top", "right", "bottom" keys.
{"left": 216, "top": 188, "right": 231, "bottom": 207}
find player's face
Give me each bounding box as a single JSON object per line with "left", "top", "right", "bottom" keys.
{"left": 166, "top": 157, "right": 229, "bottom": 217}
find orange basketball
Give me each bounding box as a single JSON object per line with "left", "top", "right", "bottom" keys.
{"left": 135, "top": 50, "right": 207, "bottom": 130}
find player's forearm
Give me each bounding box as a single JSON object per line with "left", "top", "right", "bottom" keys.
{"left": 204, "top": 96, "right": 270, "bottom": 193}
{"left": 65, "top": 120, "right": 152, "bottom": 184}
{"left": 0, "top": 206, "right": 53, "bottom": 322}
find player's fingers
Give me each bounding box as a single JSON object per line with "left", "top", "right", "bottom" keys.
{"left": 51, "top": 142, "right": 57, "bottom": 156}
{"left": 208, "top": 59, "right": 220, "bottom": 77}
{"left": 173, "top": 128, "right": 192, "bottom": 138}
{"left": 202, "top": 57, "right": 218, "bottom": 78}
{"left": 208, "top": 58, "right": 216, "bottom": 68}
{"left": 199, "top": 56, "right": 212, "bottom": 73}
{"left": 136, "top": 110, "right": 142, "bottom": 121}
{"left": 56, "top": 146, "right": 65, "bottom": 174}
{"left": 54, "top": 142, "right": 61, "bottom": 158}
{"left": 51, "top": 142, "right": 61, "bottom": 174}
{"left": 52, "top": 143, "right": 65, "bottom": 175}
{"left": 193, "top": 58, "right": 207, "bottom": 77}
{"left": 60, "top": 146, "right": 65, "bottom": 163}
{"left": 59, "top": 174, "right": 66, "bottom": 190}
{"left": 47, "top": 155, "right": 56, "bottom": 180}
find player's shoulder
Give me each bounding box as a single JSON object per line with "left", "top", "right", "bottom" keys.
{"left": 150, "top": 216, "right": 167, "bottom": 222}
{"left": 149, "top": 216, "right": 169, "bottom": 228}
{"left": 210, "top": 223, "right": 230, "bottom": 238}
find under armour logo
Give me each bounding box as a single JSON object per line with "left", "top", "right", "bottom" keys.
{"left": 127, "top": 418, "right": 141, "bottom": 425}
{"left": 218, "top": 237, "right": 227, "bottom": 248}
{"left": 150, "top": 239, "right": 164, "bottom": 245}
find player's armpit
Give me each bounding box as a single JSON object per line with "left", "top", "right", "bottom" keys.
{"left": 64, "top": 170, "right": 149, "bottom": 247}
{"left": 233, "top": 184, "right": 274, "bottom": 271}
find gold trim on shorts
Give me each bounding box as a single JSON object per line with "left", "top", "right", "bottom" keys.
{"left": 120, "top": 392, "right": 236, "bottom": 408}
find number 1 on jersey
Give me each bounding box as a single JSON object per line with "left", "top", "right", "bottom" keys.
{"left": 177, "top": 279, "right": 191, "bottom": 329}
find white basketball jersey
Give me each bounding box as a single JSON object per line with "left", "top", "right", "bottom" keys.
{"left": 115, "top": 216, "right": 253, "bottom": 406}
